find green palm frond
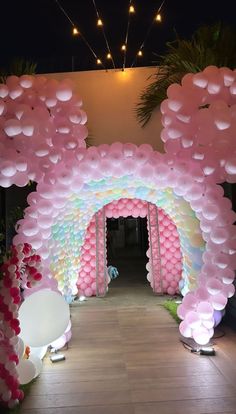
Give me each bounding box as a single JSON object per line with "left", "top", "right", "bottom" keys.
{"left": 137, "top": 23, "right": 236, "bottom": 126}
{"left": 0, "top": 58, "right": 37, "bottom": 83}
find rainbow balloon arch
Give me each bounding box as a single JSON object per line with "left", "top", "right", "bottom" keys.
{"left": 0, "top": 67, "right": 236, "bottom": 407}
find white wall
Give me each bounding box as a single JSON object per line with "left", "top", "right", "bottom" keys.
{"left": 45, "top": 67, "right": 164, "bottom": 152}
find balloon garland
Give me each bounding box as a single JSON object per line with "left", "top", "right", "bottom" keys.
{"left": 0, "top": 243, "right": 42, "bottom": 409}
{"left": 0, "top": 67, "right": 235, "bottom": 352}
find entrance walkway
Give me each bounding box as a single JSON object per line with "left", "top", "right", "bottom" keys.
{"left": 17, "top": 283, "right": 236, "bottom": 413}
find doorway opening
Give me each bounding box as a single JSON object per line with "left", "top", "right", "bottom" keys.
{"left": 107, "top": 216, "right": 149, "bottom": 288}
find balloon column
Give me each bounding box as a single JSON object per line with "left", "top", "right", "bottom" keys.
{"left": 0, "top": 243, "right": 42, "bottom": 408}
{"left": 161, "top": 66, "right": 236, "bottom": 344}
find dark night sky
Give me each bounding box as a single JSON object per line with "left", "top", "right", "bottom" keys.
{"left": 0, "top": 0, "right": 235, "bottom": 74}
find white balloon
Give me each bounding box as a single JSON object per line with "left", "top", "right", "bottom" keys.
{"left": 28, "top": 354, "right": 43, "bottom": 377}
{"left": 50, "top": 334, "right": 66, "bottom": 350}
{"left": 17, "top": 359, "right": 36, "bottom": 385}
{"left": 30, "top": 346, "right": 48, "bottom": 360}
{"left": 19, "top": 289, "right": 70, "bottom": 347}
{"left": 16, "top": 337, "right": 25, "bottom": 360}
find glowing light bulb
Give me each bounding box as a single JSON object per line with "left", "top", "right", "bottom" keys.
{"left": 121, "top": 44, "right": 126, "bottom": 51}
{"left": 72, "top": 27, "right": 79, "bottom": 35}
{"left": 156, "top": 13, "right": 162, "bottom": 22}
{"left": 129, "top": 5, "right": 135, "bottom": 13}
{"left": 137, "top": 50, "right": 143, "bottom": 57}
{"left": 107, "top": 53, "right": 112, "bottom": 59}
{"left": 97, "top": 58, "right": 102, "bottom": 65}
{"left": 97, "top": 18, "right": 103, "bottom": 26}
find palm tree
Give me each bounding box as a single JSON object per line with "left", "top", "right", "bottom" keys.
{"left": 136, "top": 23, "right": 236, "bottom": 126}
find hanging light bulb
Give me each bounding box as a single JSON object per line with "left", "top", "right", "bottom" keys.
{"left": 97, "top": 18, "right": 103, "bottom": 26}
{"left": 107, "top": 53, "right": 112, "bottom": 59}
{"left": 137, "top": 50, "right": 143, "bottom": 57}
{"left": 155, "top": 13, "right": 162, "bottom": 22}
{"left": 121, "top": 44, "right": 126, "bottom": 51}
{"left": 129, "top": 5, "right": 135, "bottom": 13}
{"left": 72, "top": 27, "right": 79, "bottom": 35}
{"left": 96, "top": 58, "right": 102, "bottom": 65}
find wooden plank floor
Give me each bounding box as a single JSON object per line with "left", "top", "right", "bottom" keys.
{"left": 16, "top": 291, "right": 236, "bottom": 414}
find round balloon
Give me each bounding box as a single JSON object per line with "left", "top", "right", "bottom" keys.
{"left": 28, "top": 354, "right": 43, "bottom": 377}
{"left": 19, "top": 289, "right": 70, "bottom": 347}
{"left": 17, "top": 359, "right": 36, "bottom": 385}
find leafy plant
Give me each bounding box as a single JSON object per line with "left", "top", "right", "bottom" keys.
{"left": 136, "top": 22, "right": 236, "bottom": 126}
{"left": 0, "top": 58, "right": 37, "bottom": 83}
{"left": 0, "top": 206, "right": 23, "bottom": 268}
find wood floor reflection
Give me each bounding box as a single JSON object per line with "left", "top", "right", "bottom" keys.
{"left": 16, "top": 285, "right": 236, "bottom": 414}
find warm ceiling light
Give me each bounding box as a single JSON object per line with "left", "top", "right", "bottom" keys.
{"left": 96, "top": 58, "right": 102, "bottom": 65}
{"left": 72, "top": 27, "right": 79, "bottom": 35}
{"left": 107, "top": 53, "right": 112, "bottom": 59}
{"left": 155, "top": 13, "right": 162, "bottom": 22}
{"left": 121, "top": 44, "right": 126, "bottom": 51}
{"left": 97, "top": 18, "right": 103, "bottom": 26}
{"left": 129, "top": 5, "right": 135, "bottom": 13}
{"left": 137, "top": 50, "right": 143, "bottom": 57}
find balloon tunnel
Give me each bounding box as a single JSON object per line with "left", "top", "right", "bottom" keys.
{"left": 0, "top": 66, "right": 236, "bottom": 408}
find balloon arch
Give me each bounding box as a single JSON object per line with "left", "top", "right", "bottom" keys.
{"left": 0, "top": 67, "right": 236, "bottom": 407}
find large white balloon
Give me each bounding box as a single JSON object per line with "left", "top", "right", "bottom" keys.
{"left": 17, "top": 359, "right": 36, "bottom": 385}
{"left": 30, "top": 346, "right": 48, "bottom": 360}
{"left": 19, "top": 289, "right": 70, "bottom": 347}
{"left": 28, "top": 354, "right": 43, "bottom": 378}
{"left": 16, "top": 337, "right": 25, "bottom": 359}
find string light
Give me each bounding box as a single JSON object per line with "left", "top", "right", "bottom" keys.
{"left": 122, "top": 0, "right": 135, "bottom": 71}
{"left": 72, "top": 27, "right": 79, "bottom": 35}
{"left": 54, "top": 0, "right": 106, "bottom": 70}
{"left": 91, "top": 0, "right": 116, "bottom": 68}
{"left": 137, "top": 50, "right": 143, "bottom": 57}
{"left": 129, "top": 5, "right": 135, "bottom": 13}
{"left": 130, "top": 0, "right": 166, "bottom": 68}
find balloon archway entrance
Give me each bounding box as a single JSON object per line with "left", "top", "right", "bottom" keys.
{"left": 1, "top": 68, "right": 236, "bottom": 409}
{"left": 12, "top": 143, "right": 235, "bottom": 349}
{"left": 79, "top": 198, "right": 183, "bottom": 297}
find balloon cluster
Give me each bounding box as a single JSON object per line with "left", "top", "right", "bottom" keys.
{"left": 15, "top": 337, "right": 43, "bottom": 388}
{"left": 146, "top": 203, "right": 182, "bottom": 295}
{"left": 161, "top": 66, "right": 236, "bottom": 183}
{"left": 0, "top": 69, "right": 234, "bottom": 348}
{"left": 50, "top": 320, "right": 72, "bottom": 351}
{"left": 0, "top": 243, "right": 42, "bottom": 408}
{"left": 106, "top": 198, "right": 182, "bottom": 295}
{"left": 77, "top": 215, "right": 99, "bottom": 297}
{"left": 0, "top": 75, "right": 88, "bottom": 188}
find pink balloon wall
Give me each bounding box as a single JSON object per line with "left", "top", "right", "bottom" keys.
{"left": 79, "top": 198, "right": 182, "bottom": 296}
